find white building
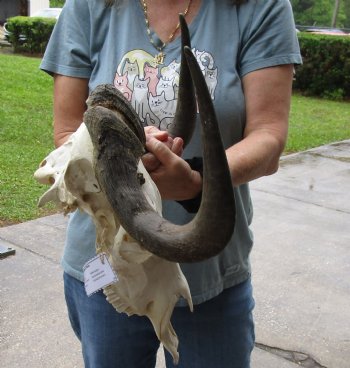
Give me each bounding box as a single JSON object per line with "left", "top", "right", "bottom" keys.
{"left": 28, "top": 0, "right": 50, "bottom": 15}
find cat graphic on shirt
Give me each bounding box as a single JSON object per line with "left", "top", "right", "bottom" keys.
{"left": 113, "top": 71, "right": 133, "bottom": 101}
{"left": 132, "top": 76, "right": 159, "bottom": 126}
{"left": 149, "top": 91, "right": 176, "bottom": 130}
{"left": 121, "top": 58, "right": 139, "bottom": 90}
{"left": 144, "top": 63, "right": 159, "bottom": 97}
{"left": 156, "top": 75, "right": 176, "bottom": 101}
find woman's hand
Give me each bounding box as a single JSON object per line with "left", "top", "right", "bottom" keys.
{"left": 141, "top": 126, "right": 201, "bottom": 200}
{"left": 145, "top": 136, "right": 202, "bottom": 200}
{"left": 142, "top": 126, "right": 183, "bottom": 172}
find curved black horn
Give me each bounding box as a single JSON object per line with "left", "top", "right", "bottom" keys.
{"left": 166, "top": 14, "right": 197, "bottom": 147}
{"left": 84, "top": 18, "right": 236, "bottom": 263}
{"left": 86, "top": 84, "right": 146, "bottom": 146}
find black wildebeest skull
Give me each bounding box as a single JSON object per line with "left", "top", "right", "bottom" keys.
{"left": 34, "top": 16, "right": 235, "bottom": 364}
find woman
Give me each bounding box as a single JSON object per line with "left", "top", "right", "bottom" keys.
{"left": 40, "top": 0, "right": 302, "bottom": 367}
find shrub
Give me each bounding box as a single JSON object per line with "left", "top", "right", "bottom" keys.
{"left": 5, "top": 16, "right": 56, "bottom": 54}
{"left": 50, "top": 0, "right": 65, "bottom": 6}
{"left": 294, "top": 33, "right": 350, "bottom": 100}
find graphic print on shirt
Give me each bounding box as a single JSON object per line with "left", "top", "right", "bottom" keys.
{"left": 114, "top": 48, "right": 218, "bottom": 129}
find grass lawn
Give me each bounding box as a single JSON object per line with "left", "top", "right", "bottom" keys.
{"left": 0, "top": 52, "right": 349, "bottom": 224}
{"left": 287, "top": 94, "right": 350, "bottom": 153}
{"left": 0, "top": 53, "right": 55, "bottom": 225}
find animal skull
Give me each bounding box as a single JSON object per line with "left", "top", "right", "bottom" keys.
{"left": 34, "top": 122, "right": 193, "bottom": 363}
{"left": 34, "top": 16, "right": 235, "bottom": 364}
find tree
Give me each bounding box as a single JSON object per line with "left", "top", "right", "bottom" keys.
{"left": 343, "top": 0, "right": 350, "bottom": 27}
{"left": 291, "top": 0, "right": 315, "bottom": 12}
{"left": 291, "top": 0, "right": 348, "bottom": 28}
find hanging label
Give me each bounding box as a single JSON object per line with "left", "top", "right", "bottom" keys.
{"left": 83, "top": 253, "right": 118, "bottom": 296}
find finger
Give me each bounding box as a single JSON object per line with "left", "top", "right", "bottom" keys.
{"left": 146, "top": 136, "right": 177, "bottom": 166}
{"left": 144, "top": 125, "right": 160, "bottom": 134}
{"left": 171, "top": 137, "right": 184, "bottom": 157}
{"left": 144, "top": 126, "right": 169, "bottom": 142}
{"left": 141, "top": 152, "right": 161, "bottom": 172}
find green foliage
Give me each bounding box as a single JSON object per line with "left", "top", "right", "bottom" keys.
{"left": 5, "top": 16, "right": 56, "bottom": 54}
{"left": 50, "top": 0, "right": 65, "bottom": 7}
{"left": 344, "top": 0, "right": 350, "bottom": 28}
{"left": 294, "top": 33, "right": 350, "bottom": 99}
{"left": 291, "top": 0, "right": 348, "bottom": 28}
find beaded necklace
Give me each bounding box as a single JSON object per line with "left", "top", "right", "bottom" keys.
{"left": 140, "top": 0, "right": 192, "bottom": 65}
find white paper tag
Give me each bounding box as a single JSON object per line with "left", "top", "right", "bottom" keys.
{"left": 83, "top": 253, "right": 118, "bottom": 296}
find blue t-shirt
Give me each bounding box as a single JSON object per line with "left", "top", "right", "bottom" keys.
{"left": 40, "top": 0, "right": 302, "bottom": 305}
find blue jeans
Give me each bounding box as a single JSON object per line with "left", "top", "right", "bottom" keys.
{"left": 64, "top": 272, "right": 255, "bottom": 368}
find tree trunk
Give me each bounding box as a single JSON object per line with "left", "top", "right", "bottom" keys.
{"left": 331, "top": 0, "right": 341, "bottom": 27}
